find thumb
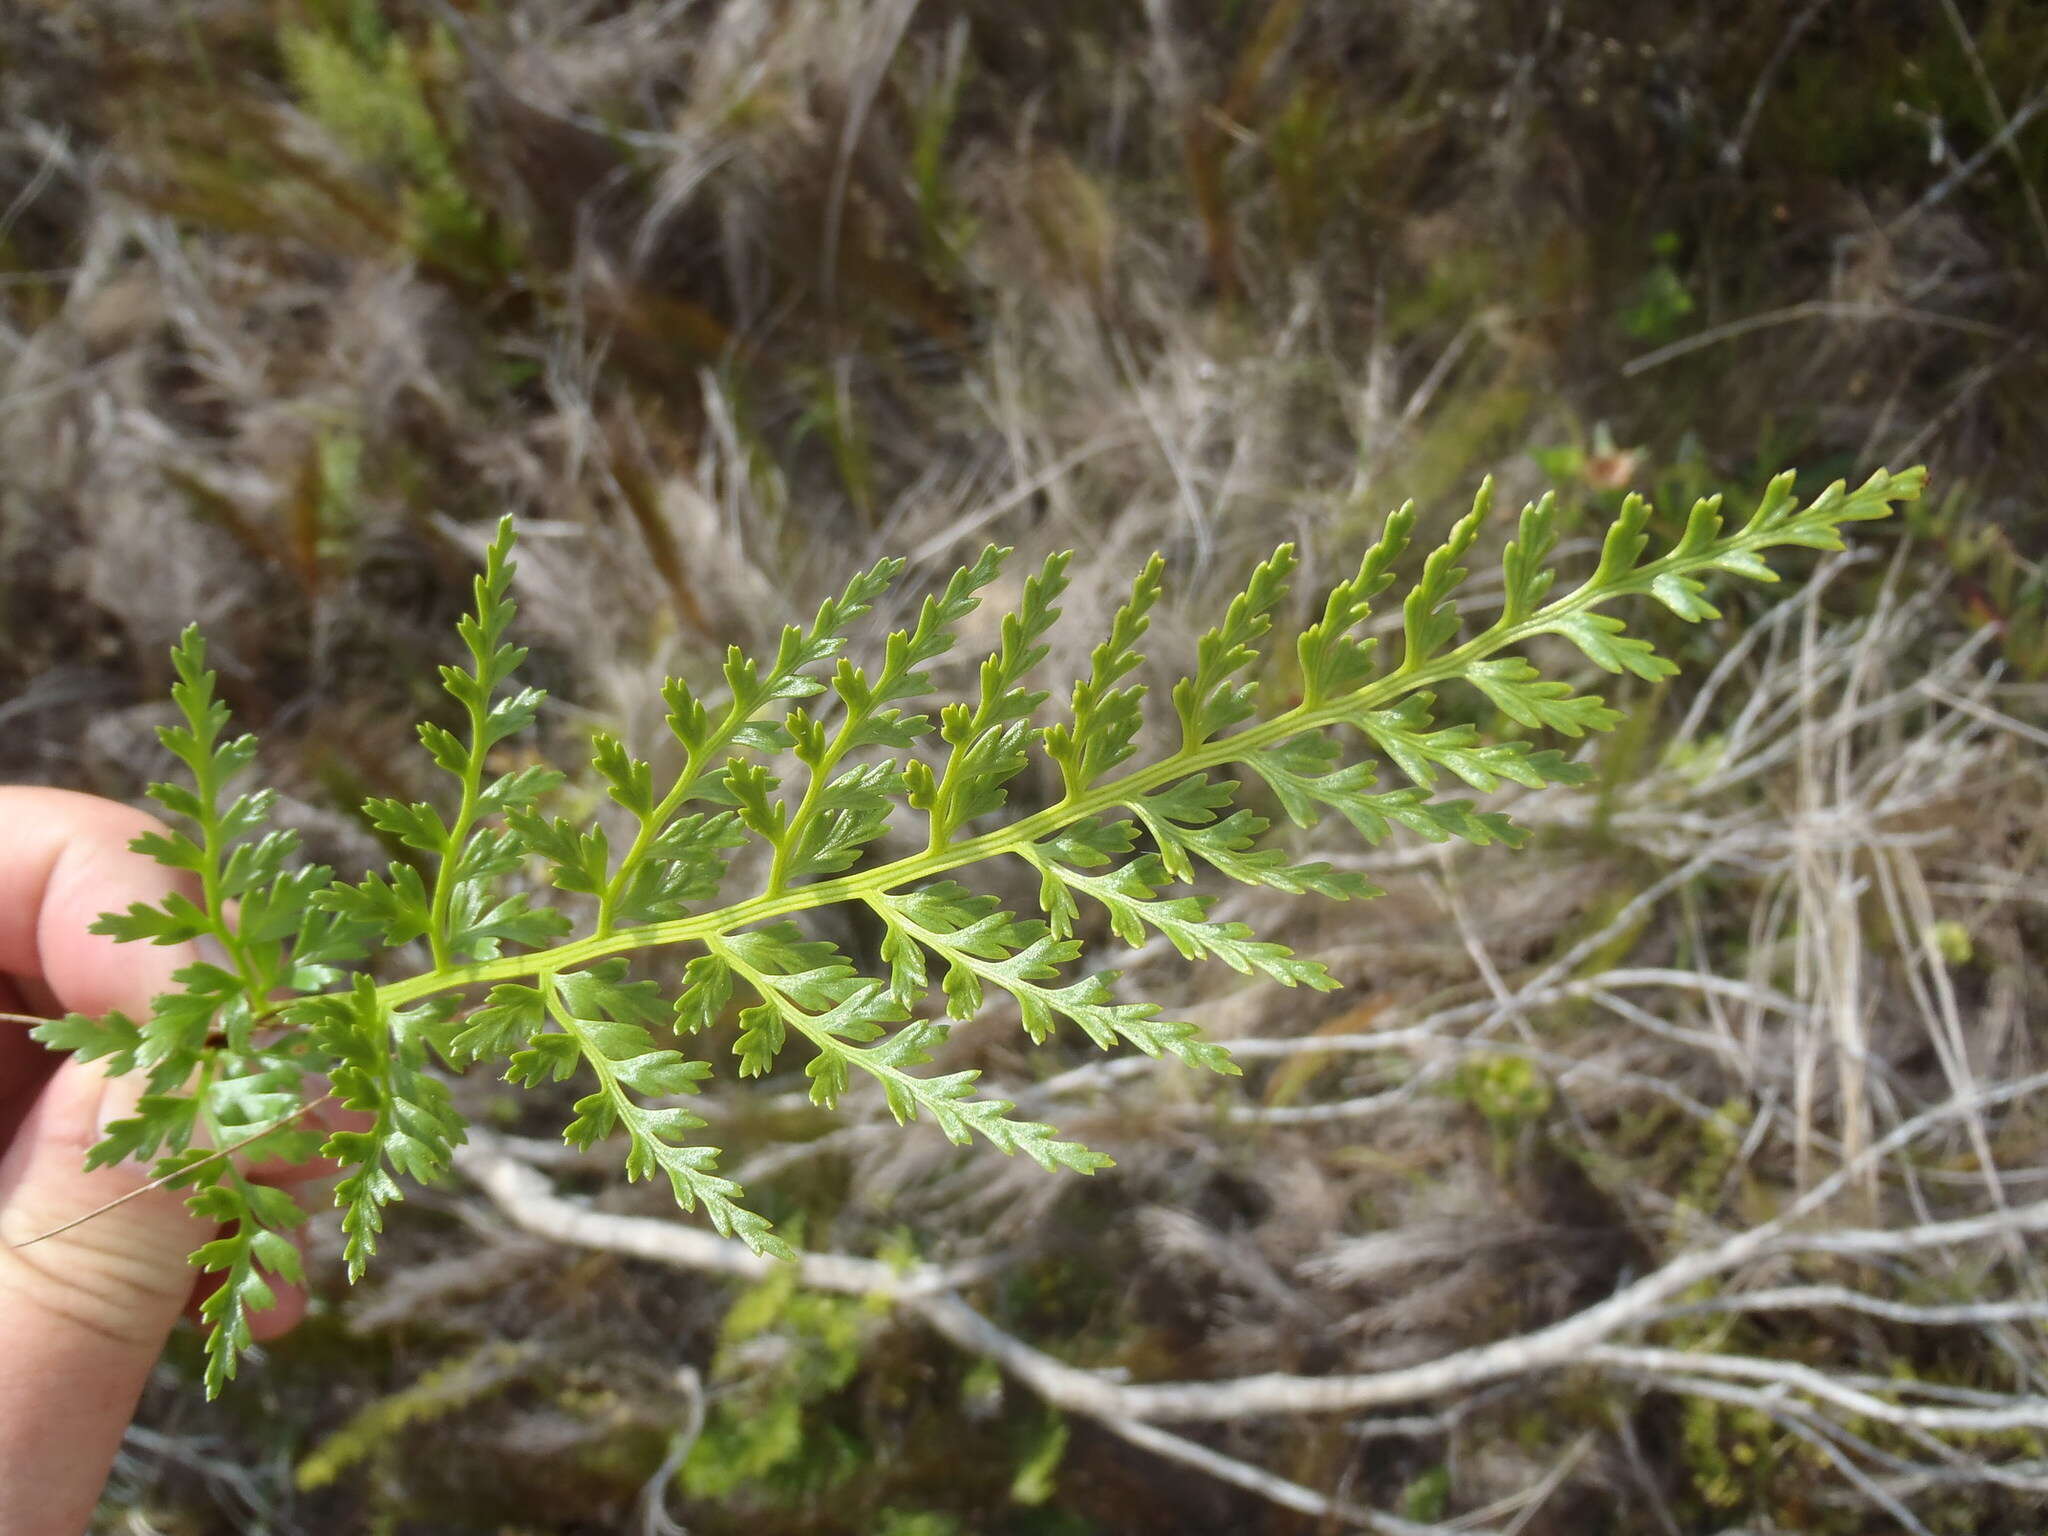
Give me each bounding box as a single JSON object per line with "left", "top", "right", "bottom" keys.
{"left": 0, "top": 1063, "right": 211, "bottom": 1536}
{"left": 0, "top": 788, "right": 210, "bottom": 1536}
{"left": 0, "top": 1050, "right": 208, "bottom": 1327}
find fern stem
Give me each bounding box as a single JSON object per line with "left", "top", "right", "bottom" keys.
{"left": 596, "top": 744, "right": 710, "bottom": 938}
{"left": 705, "top": 934, "right": 831, "bottom": 1058}
{"left": 764, "top": 747, "right": 831, "bottom": 895}
{"left": 708, "top": 933, "right": 950, "bottom": 1126}
{"left": 189, "top": 738, "right": 266, "bottom": 1006}
{"left": 425, "top": 689, "right": 489, "bottom": 973}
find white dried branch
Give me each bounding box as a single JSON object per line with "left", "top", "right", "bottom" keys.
{"left": 1096, "top": 1415, "right": 1486, "bottom": 1536}
{"left": 1786, "top": 1199, "right": 2048, "bottom": 1258}
{"left": 1584, "top": 1345, "right": 2048, "bottom": 1434}
{"left": 1016, "top": 967, "right": 1804, "bottom": 1106}
{"left": 459, "top": 1131, "right": 1494, "bottom": 1526}
{"left": 1122, "top": 1079, "right": 2048, "bottom": 1419}
{"left": 1215, "top": 1037, "right": 1722, "bottom": 1129}
{"left": 453, "top": 1132, "right": 1007, "bottom": 1298}
{"left": 460, "top": 1071, "right": 2048, "bottom": 1436}
{"left": 1658, "top": 1284, "right": 2048, "bottom": 1328}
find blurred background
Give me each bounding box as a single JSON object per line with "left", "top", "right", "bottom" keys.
{"left": 3, "top": 1, "right": 2046, "bottom": 1531}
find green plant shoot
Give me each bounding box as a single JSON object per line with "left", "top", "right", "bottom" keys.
{"left": 30, "top": 466, "right": 1923, "bottom": 1394}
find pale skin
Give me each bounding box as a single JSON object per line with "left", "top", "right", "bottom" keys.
{"left": 0, "top": 788, "right": 326, "bottom": 1536}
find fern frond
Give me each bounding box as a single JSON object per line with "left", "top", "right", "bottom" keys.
{"left": 53, "top": 464, "right": 1925, "bottom": 1389}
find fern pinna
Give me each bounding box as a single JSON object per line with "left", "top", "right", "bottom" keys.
{"left": 32, "top": 466, "right": 1923, "bottom": 1392}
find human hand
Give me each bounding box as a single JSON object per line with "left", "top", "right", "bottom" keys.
{"left": 0, "top": 788, "right": 319, "bottom": 1536}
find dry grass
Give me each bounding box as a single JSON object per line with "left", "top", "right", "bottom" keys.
{"left": 2, "top": 1, "right": 2046, "bottom": 1531}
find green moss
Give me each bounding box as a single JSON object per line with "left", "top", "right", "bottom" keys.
{"left": 875, "top": 1512, "right": 963, "bottom": 1536}
{"left": 295, "top": 1341, "right": 535, "bottom": 1492}
{"left": 679, "top": 1270, "right": 877, "bottom": 1504}
{"left": 1398, "top": 1465, "right": 1450, "bottom": 1522}
{"left": 278, "top": 18, "right": 513, "bottom": 279}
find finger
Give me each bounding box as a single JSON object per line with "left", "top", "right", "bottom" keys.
{"left": 0, "top": 788, "right": 205, "bottom": 1269}
{"left": 0, "top": 789, "right": 203, "bottom": 1025}
{"left": 0, "top": 789, "right": 210, "bottom": 1535}
{"left": 0, "top": 1058, "right": 210, "bottom": 1535}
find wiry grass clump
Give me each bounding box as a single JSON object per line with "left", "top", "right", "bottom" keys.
{"left": 2, "top": 2, "right": 2045, "bottom": 1532}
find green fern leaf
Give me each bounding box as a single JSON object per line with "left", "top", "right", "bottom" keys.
{"left": 49, "top": 464, "right": 1924, "bottom": 1388}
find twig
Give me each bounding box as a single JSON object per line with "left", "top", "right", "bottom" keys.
{"left": 1096, "top": 1415, "right": 1479, "bottom": 1535}
{"left": 1886, "top": 88, "right": 2048, "bottom": 239}
{"left": 634, "top": 1366, "right": 705, "bottom": 1536}
{"left": 1213, "top": 1037, "right": 1723, "bottom": 1129}
{"left": 1657, "top": 1284, "right": 2048, "bottom": 1329}
{"left": 1892, "top": 348, "right": 2018, "bottom": 462}
{"left": 452, "top": 1132, "right": 1008, "bottom": 1298}
{"left": 1016, "top": 967, "right": 1805, "bottom": 1107}
{"left": 1918, "top": 682, "right": 2048, "bottom": 754}
{"left": 1720, "top": 0, "right": 1833, "bottom": 170}
{"left": 460, "top": 1135, "right": 1444, "bottom": 1527}
{"left": 1934, "top": 0, "right": 2048, "bottom": 262}
{"left": 1780, "top": 1198, "right": 2048, "bottom": 1257}
{"left": 461, "top": 1070, "right": 2048, "bottom": 1416}
{"left": 1586, "top": 1345, "right": 2048, "bottom": 1434}
{"left": 1490, "top": 1432, "right": 1594, "bottom": 1536}
{"left": 1622, "top": 300, "right": 2007, "bottom": 376}
{"left": 1608, "top": 1402, "right": 1684, "bottom": 1536}
{"left": 1771, "top": 1399, "right": 1939, "bottom": 1536}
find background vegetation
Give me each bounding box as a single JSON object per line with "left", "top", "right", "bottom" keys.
{"left": 2, "top": 0, "right": 2044, "bottom": 1531}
